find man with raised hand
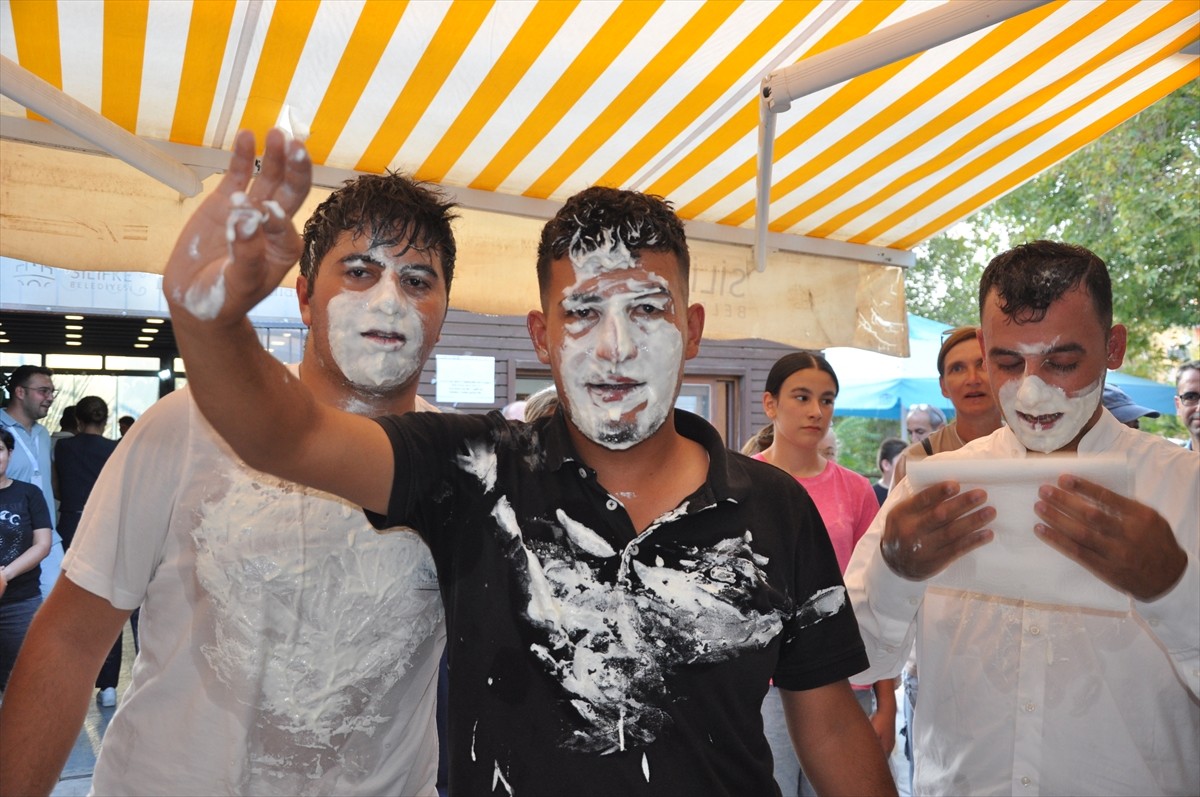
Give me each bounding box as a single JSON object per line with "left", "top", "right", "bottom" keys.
{"left": 0, "top": 165, "right": 455, "bottom": 796}
{"left": 845, "top": 241, "right": 1199, "bottom": 796}
{"left": 154, "top": 129, "right": 896, "bottom": 795}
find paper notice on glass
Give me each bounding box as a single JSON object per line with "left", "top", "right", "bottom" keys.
{"left": 907, "top": 454, "right": 1131, "bottom": 612}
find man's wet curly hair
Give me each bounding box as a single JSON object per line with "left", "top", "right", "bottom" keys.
{"left": 300, "top": 172, "right": 458, "bottom": 297}
{"left": 978, "top": 240, "right": 1112, "bottom": 328}
{"left": 536, "top": 186, "right": 690, "bottom": 299}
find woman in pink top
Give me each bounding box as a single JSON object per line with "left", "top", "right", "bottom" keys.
{"left": 754, "top": 351, "right": 896, "bottom": 796}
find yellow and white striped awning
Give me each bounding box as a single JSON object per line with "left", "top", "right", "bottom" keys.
{"left": 1, "top": 0, "right": 1196, "bottom": 353}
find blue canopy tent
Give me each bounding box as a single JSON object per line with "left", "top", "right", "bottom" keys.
{"left": 826, "top": 314, "right": 1178, "bottom": 419}
{"left": 825, "top": 314, "right": 954, "bottom": 419}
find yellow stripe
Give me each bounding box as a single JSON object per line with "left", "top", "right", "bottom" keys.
{"left": 523, "top": 0, "right": 740, "bottom": 199}
{"left": 101, "top": 0, "right": 149, "bottom": 132}
{"left": 305, "top": 0, "right": 409, "bottom": 166}
{"left": 642, "top": 0, "right": 903, "bottom": 206}
{"left": 236, "top": 0, "right": 321, "bottom": 142}
{"left": 854, "top": 9, "right": 1200, "bottom": 244}
{"left": 883, "top": 37, "right": 1200, "bottom": 249}
{"left": 792, "top": 1, "right": 1134, "bottom": 237}
{"left": 172, "top": 0, "right": 239, "bottom": 146}
{"left": 469, "top": 0, "right": 663, "bottom": 193}
{"left": 356, "top": 0, "right": 495, "bottom": 174}
{"left": 418, "top": 0, "right": 579, "bottom": 183}
{"left": 10, "top": 0, "right": 62, "bottom": 122}
{"left": 713, "top": 0, "right": 1065, "bottom": 227}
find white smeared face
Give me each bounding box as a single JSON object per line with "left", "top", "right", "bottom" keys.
{"left": 981, "top": 285, "right": 1125, "bottom": 453}
{"left": 996, "top": 373, "right": 1102, "bottom": 453}
{"left": 532, "top": 243, "right": 697, "bottom": 451}
{"left": 301, "top": 231, "right": 446, "bottom": 395}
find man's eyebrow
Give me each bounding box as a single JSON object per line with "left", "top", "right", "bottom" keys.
{"left": 989, "top": 343, "right": 1085, "bottom": 358}
{"left": 343, "top": 255, "right": 438, "bottom": 277}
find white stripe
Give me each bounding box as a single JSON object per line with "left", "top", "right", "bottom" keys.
{"left": 57, "top": 0, "right": 103, "bottom": 113}
{"left": 137, "top": 0, "right": 192, "bottom": 138}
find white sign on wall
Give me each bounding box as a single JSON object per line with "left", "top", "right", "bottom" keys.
{"left": 435, "top": 354, "right": 496, "bottom": 404}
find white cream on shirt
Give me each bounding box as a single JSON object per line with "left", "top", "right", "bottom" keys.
{"left": 62, "top": 379, "right": 445, "bottom": 797}
{"left": 846, "top": 410, "right": 1199, "bottom": 796}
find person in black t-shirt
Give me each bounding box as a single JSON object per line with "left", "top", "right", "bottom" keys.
{"left": 159, "top": 129, "right": 898, "bottom": 796}
{"left": 0, "top": 427, "right": 52, "bottom": 690}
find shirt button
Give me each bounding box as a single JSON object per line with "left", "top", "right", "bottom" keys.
{"left": 1029, "top": 625, "right": 1040, "bottom": 635}
{"left": 907, "top": 597, "right": 920, "bottom": 606}
{"left": 578, "top": 467, "right": 588, "bottom": 479}
{"left": 1024, "top": 702, "right": 1035, "bottom": 713}
{"left": 606, "top": 499, "right": 618, "bottom": 511}
{"left": 1021, "top": 776, "right": 1032, "bottom": 787}
{"left": 629, "top": 544, "right": 639, "bottom": 556}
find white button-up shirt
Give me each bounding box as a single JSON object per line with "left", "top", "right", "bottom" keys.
{"left": 846, "top": 411, "right": 1199, "bottom": 796}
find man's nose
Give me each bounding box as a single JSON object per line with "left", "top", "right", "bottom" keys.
{"left": 369, "top": 273, "right": 405, "bottom": 313}
{"left": 594, "top": 315, "right": 637, "bottom": 364}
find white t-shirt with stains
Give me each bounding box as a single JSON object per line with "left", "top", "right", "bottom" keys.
{"left": 63, "top": 381, "right": 445, "bottom": 796}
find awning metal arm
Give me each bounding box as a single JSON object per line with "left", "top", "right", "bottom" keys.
{"left": 753, "top": 0, "right": 1051, "bottom": 272}
{"left": 0, "top": 54, "right": 203, "bottom": 197}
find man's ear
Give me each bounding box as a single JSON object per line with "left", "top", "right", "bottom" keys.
{"left": 527, "top": 311, "right": 552, "bottom": 365}
{"left": 683, "top": 303, "right": 705, "bottom": 360}
{"left": 296, "top": 275, "right": 313, "bottom": 326}
{"left": 1106, "top": 324, "right": 1128, "bottom": 370}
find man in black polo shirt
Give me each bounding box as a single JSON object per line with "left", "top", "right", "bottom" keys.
{"left": 162, "top": 128, "right": 896, "bottom": 796}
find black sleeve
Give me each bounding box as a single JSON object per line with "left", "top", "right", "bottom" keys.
{"left": 770, "top": 483, "right": 869, "bottom": 691}
{"left": 363, "top": 411, "right": 497, "bottom": 533}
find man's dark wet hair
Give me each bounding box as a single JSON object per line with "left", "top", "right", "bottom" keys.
{"left": 300, "top": 171, "right": 458, "bottom": 298}
{"left": 3, "top": 365, "right": 53, "bottom": 405}
{"left": 978, "top": 241, "right": 1112, "bottom": 328}
{"left": 536, "top": 186, "right": 690, "bottom": 300}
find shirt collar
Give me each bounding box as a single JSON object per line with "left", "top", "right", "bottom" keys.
{"left": 536, "top": 408, "right": 750, "bottom": 503}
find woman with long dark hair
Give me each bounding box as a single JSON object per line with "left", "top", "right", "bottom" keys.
{"left": 755, "top": 351, "right": 897, "bottom": 796}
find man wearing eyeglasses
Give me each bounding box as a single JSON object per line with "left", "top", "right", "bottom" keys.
{"left": 0, "top": 366, "right": 57, "bottom": 539}
{"left": 1177, "top": 360, "right": 1200, "bottom": 452}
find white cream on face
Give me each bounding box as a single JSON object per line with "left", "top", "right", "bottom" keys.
{"left": 558, "top": 268, "right": 683, "bottom": 450}
{"left": 325, "top": 249, "right": 429, "bottom": 391}
{"left": 998, "top": 373, "right": 1102, "bottom": 452}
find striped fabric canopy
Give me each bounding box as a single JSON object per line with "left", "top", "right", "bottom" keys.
{"left": 1, "top": 0, "right": 1196, "bottom": 352}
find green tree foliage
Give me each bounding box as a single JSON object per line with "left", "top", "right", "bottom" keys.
{"left": 832, "top": 417, "right": 897, "bottom": 479}
{"left": 907, "top": 79, "right": 1199, "bottom": 376}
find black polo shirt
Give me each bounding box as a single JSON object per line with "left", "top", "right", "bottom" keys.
{"left": 371, "top": 408, "right": 867, "bottom": 796}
